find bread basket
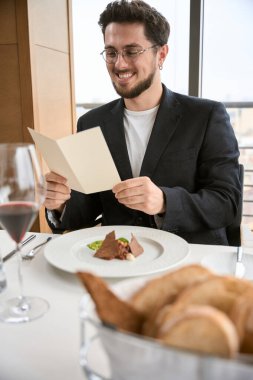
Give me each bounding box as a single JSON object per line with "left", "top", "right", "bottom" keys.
{"left": 79, "top": 277, "right": 253, "bottom": 380}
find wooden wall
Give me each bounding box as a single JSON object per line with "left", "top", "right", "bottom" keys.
{"left": 0, "top": 0, "right": 76, "bottom": 232}
{"left": 0, "top": 1, "right": 24, "bottom": 143}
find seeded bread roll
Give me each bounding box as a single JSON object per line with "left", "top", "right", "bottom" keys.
{"left": 157, "top": 305, "right": 239, "bottom": 358}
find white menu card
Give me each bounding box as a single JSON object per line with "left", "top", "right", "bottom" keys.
{"left": 28, "top": 127, "right": 121, "bottom": 194}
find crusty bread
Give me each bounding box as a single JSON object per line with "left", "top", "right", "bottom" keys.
{"left": 172, "top": 275, "right": 253, "bottom": 313}
{"left": 77, "top": 265, "right": 253, "bottom": 360}
{"left": 149, "top": 275, "right": 253, "bottom": 339}
{"left": 157, "top": 305, "right": 239, "bottom": 358}
{"left": 77, "top": 272, "right": 145, "bottom": 334}
{"left": 129, "top": 264, "right": 213, "bottom": 317}
{"left": 230, "top": 289, "right": 253, "bottom": 354}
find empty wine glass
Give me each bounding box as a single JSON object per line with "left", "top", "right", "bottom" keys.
{"left": 0, "top": 143, "right": 49, "bottom": 323}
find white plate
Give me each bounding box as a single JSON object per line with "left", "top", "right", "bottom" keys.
{"left": 201, "top": 251, "right": 253, "bottom": 280}
{"left": 44, "top": 226, "right": 189, "bottom": 277}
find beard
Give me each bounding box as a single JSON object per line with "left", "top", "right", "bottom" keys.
{"left": 112, "top": 69, "right": 156, "bottom": 99}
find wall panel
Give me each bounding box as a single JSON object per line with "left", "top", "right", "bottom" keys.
{"left": 0, "top": 0, "right": 75, "bottom": 232}
{"left": 0, "top": 45, "right": 23, "bottom": 142}
{"left": 0, "top": 0, "right": 17, "bottom": 44}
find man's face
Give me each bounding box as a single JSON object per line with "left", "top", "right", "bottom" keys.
{"left": 103, "top": 22, "right": 159, "bottom": 99}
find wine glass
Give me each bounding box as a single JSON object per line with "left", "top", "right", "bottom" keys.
{"left": 0, "top": 143, "right": 49, "bottom": 323}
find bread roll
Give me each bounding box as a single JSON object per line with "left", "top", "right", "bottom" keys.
{"left": 230, "top": 289, "right": 253, "bottom": 354}
{"left": 130, "top": 264, "right": 213, "bottom": 317}
{"left": 149, "top": 275, "right": 253, "bottom": 338}
{"left": 157, "top": 305, "right": 239, "bottom": 358}
{"left": 77, "top": 272, "right": 145, "bottom": 334}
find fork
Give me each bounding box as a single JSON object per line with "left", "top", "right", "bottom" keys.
{"left": 22, "top": 237, "right": 52, "bottom": 260}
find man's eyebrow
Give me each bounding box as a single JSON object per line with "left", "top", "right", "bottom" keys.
{"left": 104, "top": 43, "right": 141, "bottom": 49}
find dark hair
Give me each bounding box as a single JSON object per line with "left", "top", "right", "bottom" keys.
{"left": 98, "top": 0, "right": 170, "bottom": 46}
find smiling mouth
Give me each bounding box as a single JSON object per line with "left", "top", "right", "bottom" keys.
{"left": 118, "top": 72, "right": 133, "bottom": 79}
{"left": 114, "top": 71, "right": 135, "bottom": 81}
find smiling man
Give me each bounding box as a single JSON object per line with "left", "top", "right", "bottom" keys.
{"left": 45, "top": 0, "right": 241, "bottom": 245}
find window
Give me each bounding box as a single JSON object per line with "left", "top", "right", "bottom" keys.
{"left": 201, "top": 0, "right": 253, "bottom": 226}
{"left": 201, "top": 0, "right": 253, "bottom": 102}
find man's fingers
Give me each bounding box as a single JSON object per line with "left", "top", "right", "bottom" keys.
{"left": 44, "top": 171, "right": 71, "bottom": 211}
{"left": 112, "top": 177, "right": 147, "bottom": 194}
{"left": 114, "top": 187, "right": 144, "bottom": 200}
{"left": 46, "top": 181, "right": 71, "bottom": 195}
{"left": 45, "top": 171, "right": 68, "bottom": 184}
{"left": 46, "top": 190, "right": 71, "bottom": 201}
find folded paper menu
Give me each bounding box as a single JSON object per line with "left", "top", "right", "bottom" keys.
{"left": 28, "top": 127, "right": 121, "bottom": 194}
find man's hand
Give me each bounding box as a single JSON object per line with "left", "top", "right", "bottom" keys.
{"left": 112, "top": 176, "right": 165, "bottom": 215}
{"left": 44, "top": 172, "right": 71, "bottom": 212}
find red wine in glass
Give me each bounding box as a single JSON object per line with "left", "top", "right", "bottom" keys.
{"left": 0, "top": 143, "right": 49, "bottom": 323}
{"left": 0, "top": 202, "right": 38, "bottom": 244}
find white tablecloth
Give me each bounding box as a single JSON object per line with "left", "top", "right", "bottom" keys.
{"left": 0, "top": 229, "right": 252, "bottom": 380}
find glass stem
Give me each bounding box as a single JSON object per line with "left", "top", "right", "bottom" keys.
{"left": 16, "top": 243, "right": 28, "bottom": 310}
{"left": 0, "top": 253, "right": 7, "bottom": 292}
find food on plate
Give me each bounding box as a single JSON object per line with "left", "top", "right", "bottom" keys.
{"left": 77, "top": 271, "right": 145, "bottom": 334}
{"left": 77, "top": 264, "right": 253, "bottom": 359}
{"left": 88, "top": 230, "right": 144, "bottom": 260}
{"left": 87, "top": 240, "right": 103, "bottom": 251}
{"left": 87, "top": 237, "right": 129, "bottom": 251}
{"left": 157, "top": 305, "right": 239, "bottom": 358}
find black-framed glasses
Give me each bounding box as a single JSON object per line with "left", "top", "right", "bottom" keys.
{"left": 100, "top": 45, "right": 158, "bottom": 64}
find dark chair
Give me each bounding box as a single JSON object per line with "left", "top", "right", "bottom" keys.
{"left": 226, "top": 164, "right": 244, "bottom": 246}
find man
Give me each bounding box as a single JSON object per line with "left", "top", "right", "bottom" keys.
{"left": 45, "top": 0, "right": 241, "bottom": 245}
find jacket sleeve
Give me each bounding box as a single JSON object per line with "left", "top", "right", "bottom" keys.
{"left": 160, "top": 102, "right": 241, "bottom": 233}
{"left": 46, "top": 190, "right": 102, "bottom": 233}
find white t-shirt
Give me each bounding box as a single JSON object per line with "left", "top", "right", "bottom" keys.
{"left": 123, "top": 105, "right": 159, "bottom": 177}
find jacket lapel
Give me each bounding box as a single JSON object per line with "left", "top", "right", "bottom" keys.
{"left": 140, "top": 87, "right": 182, "bottom": 178}
{"left": 100, "top": 99, "right": 133, "bottom": 180}
{"left": 100, "top": 87, "right": 182, "bottom": 181}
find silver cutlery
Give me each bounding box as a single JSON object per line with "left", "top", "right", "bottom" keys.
{"left": 3, "top": 234, "right": 36, "bottom": 263}
{"left": 235, "top": 246, "right": 246, "bottom": 278}
{"left": 22, "top": 237, "right": 52, "bottom": 260}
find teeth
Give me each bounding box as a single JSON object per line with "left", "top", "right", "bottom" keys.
{"left": 118, "top": 73, "right": 132, "bottom": 79}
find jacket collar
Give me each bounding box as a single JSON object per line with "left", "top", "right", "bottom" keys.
{"left": 140, "top": 85, "right": 182, "bottom": 177}
{"left": 100, "top": 85, "right": 182, "bottom": 180}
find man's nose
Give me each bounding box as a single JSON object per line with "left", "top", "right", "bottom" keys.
{"left": 114, "top": 52, "right": 128, "bottom": 67}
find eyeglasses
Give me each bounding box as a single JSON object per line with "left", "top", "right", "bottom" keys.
{"left": 100, "top": 45, "right": 158, "bottom": 64}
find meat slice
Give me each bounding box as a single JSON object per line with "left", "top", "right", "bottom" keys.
{"left": 94, "top": 231, "right": 118, "bottom": 260}
{"left": 129, "top": 234, "right": 144, "bottom": 257}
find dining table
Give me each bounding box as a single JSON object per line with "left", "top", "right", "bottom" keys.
{"left": 1, "top": 227, "right": 253, "bottom": 380}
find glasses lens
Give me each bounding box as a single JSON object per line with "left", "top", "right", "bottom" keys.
{"left": 103, "top": 49, "right": 117, "bottom": 63}
{"left": 101, "top": 46, "right": 149, "bottom": 63}
{"left": 124, "top": 47, "right": 141, "bottom": 59}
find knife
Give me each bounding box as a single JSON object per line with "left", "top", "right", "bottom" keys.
{"left": 3, "top": 234, "right": 36, "bottom": 263}
{"left": 235, "top": 246, "right": 246, "bottom": 278}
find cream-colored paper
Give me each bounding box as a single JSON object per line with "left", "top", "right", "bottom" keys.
{"left": 28, "top": 127, "right": 121, "bottom": 194}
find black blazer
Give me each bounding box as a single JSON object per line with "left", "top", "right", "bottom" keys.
{"left": 48, "top": 85, "right": 241, "bottom": 245}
